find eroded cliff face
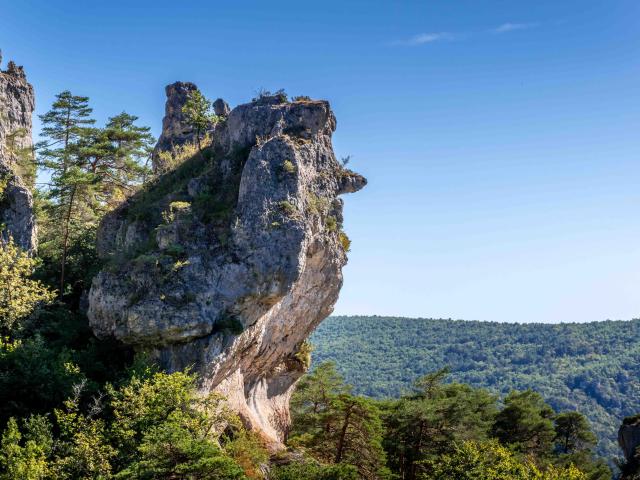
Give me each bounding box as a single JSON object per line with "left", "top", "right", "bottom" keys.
{"left": 88, "top": 86, "right": 365, "bottom": 448}
{"left": 0, "top": 54, "right": 36, "bottom": 252}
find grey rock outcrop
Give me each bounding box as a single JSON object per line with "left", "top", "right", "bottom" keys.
{"left": 0, "top": 54, "right": 36, "bottom": 252}
{"left": 152, "top": 82, "right": 229, "bottom": 174}
{"left": 152, "top": 81, "right": 199, "bottom": 173}
{"left": 213, "top": 98, "right": 230, "bottom": 117}
{"left": 88, "top": 89, "right": 366, "bottom": 448}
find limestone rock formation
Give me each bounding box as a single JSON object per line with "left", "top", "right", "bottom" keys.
{"left": 620, "top": 416, "right": 640, "bottom": 471}
{"left": 0, "top": 53, "right": 36, "bottom": 252}
{"left": 88, "top": 88, "right": 366, "bottom": 448}
{"left": 152, "top": 81, "right": 210, "bottom": 173}
{"left": 213, "top": 98, "right": 230, "bottom": 117}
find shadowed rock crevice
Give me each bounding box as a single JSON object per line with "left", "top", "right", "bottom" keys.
{"left": 88, "top": 85, "right": 366, "bottom": 448}
{"left": 619, "top": 415, "right": 640, "bottom": 478}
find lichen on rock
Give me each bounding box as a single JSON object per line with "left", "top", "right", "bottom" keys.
{"left": 88, "top": 86, "right": 366, "bottom": 449}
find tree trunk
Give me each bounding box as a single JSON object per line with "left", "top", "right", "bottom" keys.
{"left": 196, "top": 127, "right": 203, "bottom": 157}
{"left": 60, "top": 185, "right": 76, "bottom": 294}
{"left": 335, "top": 405, "right": 353, "bottom": 463}
{"left": 407, "top": 420, "right": 425, "bottom": 480}
{"left": 63, "top": 107, "right": 71, "bottom": 174}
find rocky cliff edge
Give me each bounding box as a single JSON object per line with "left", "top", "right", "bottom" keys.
{"left": 88, "top": 85, "right": 366, "bottom": 449}
{"left": 0, "top": 52, "right": 37, "bottom": 253}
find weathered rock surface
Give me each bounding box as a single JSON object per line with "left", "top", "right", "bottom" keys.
{"left": 152, "top": 81, "right": 225, "bottom": 174}
{"left": 89, "top": 88, "right": 366, "bottom": 448}
{"left": 0, "top": 53, "right": 36, "bottom": 252}
{"left": 213, "top": 98, "right": 230, "bottom": 117}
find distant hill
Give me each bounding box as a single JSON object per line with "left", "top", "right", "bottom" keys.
{"left": 310, "top": 316, "right": 640, "bottom": 460}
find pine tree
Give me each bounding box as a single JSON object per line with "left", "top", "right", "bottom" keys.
{"left": 100, "top": 112, "right": 153, "bottom": 206}
{"left": 381, "top": 370, "right": 497, "bottom": 480}
{"left": 37, "top": 94, "right": 153, "bottom": 295}
{"left": 38, "top": 91, "right": 95, "bottom": 175}
{"left": 181, "top": 90, "right": 219, "bottom": 155}
{"left": 37, "top": 92, "right": 97, "bottom": 294}
{"left": 289, "top": 362, "right": 389, "bottom": 480}
{"left": 553, "top": 412, "right": 610, "bottom": 480}
{"left": 491, "top": 390, "right": 556, "bottom": 457}
{"left": 554, "top": 412, "right": 596, "bottom": 455}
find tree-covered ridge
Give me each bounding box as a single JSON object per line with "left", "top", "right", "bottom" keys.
{"left": 311, "top": 316, "right": 640, "bottom": 460}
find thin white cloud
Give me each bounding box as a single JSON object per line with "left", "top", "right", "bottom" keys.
{"left": 393, "top": 32, "right": 455, "bottom": 46}
{"left": 492, "top": 22, "right": 538, "bottom": 34}
{"left": 392, "top": 22, "right": 538, "bottom": 46}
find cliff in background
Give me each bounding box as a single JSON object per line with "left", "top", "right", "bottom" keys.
{"left": 88, "top": 84, "right": 365, "bottom": 448}
{"left": 0, "top": 52, "right": 36, "bottom": 252}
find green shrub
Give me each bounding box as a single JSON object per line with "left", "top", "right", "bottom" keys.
{"left": 306, "top": 193, "right": 329, "bottom": 216}
{"left": 162, "top": 201, "right": 191, "bottom": 224}
{"left": 252, "top": 88, "right": 288, "bottom": 104}
{"left": 623, "top": 414, "right": 640, "bottom": 426}
{"left": 338, "top": 231, "right": 351, "bottom": 252}
{"left": 0, "top": 171, "right": 10, "bottom": 200}
{"left": 270, "top": 461, "right": 358, "bottom": 480}
{"left": 278, "top": 200, "right": 297, "bottom": 217}
{"left": 134, "top": 253, "right": 159, "bottom": 268}
{"left": 325, "top": 216, "right": 338, "bottom": 232}
{"left": 171, "top": 259, "right": 190, "bottom": 272}
{"left": 193, "top": 191, "right": 234, "bottom": 225}
{"left": 155, "top": 139, "right": 209, "bottom": 175}
{"left": 281, "top": 159, "right": 296, "bottom": 174}
{"left": 0, "top": 238, "right": 56, "bottom": 333}
{"left": 294, "top": 340, "right": 313, "bottom": 370}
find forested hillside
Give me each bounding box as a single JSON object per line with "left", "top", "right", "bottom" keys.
{"left": 311, "top": 316, "right": 640, "bottom": 460}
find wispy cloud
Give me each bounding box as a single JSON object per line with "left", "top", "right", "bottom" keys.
{"left": 492, "top": 22, "right": 538, "bottom": 34}
{"left": 392, "top": 22, "right": 539, "bottom": 46}
{"left": 392, "top": 32, "right": 455, "bottom": 46}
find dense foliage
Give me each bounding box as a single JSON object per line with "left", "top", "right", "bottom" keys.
{"left": 0, "top": 239, "right": 55, "bottom": 333}
{"left": 0, "top": 369, "right": 267, "bottom": 479}
{"left": 311, "top": 315, "right": 640, "bottom": 460}
{"left": 286, "top": 362, "right": 609, "bottom": 480}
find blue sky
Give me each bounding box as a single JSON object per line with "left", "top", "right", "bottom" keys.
{"left": 2, "top": 0, "right": 639, "bottom": 322}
